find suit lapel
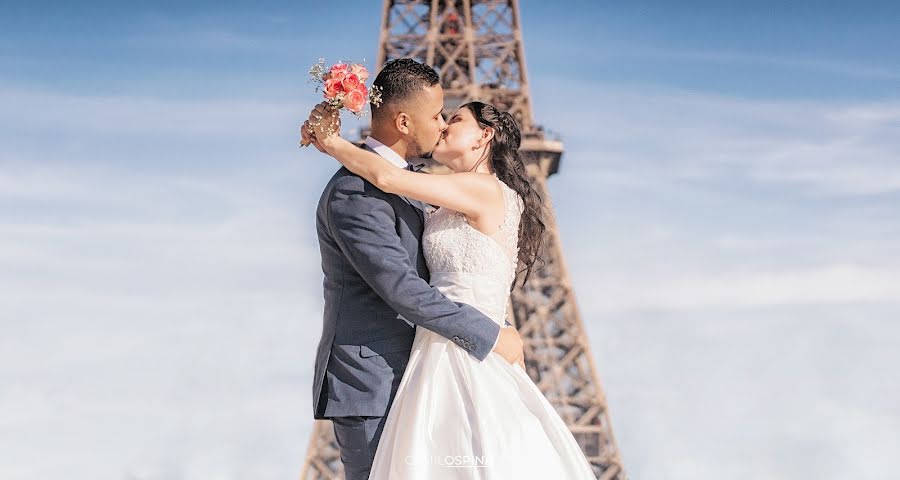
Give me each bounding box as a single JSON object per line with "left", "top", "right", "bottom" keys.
{"left": 409, "top": 198, "right": 425, "bottom": 223}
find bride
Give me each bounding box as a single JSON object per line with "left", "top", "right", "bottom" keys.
{"left": 304, "top": 100, "right": 595, "bottom": 479}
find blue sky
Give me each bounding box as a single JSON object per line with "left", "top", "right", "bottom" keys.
{"left": 1, "top": 1, "right": 899, "bottom": 479}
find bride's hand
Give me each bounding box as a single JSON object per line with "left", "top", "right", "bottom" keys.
{"left": 301, "top": 119, "right": 328, "bottom": 153}
{"left": 303, "top": 102, "right": 341, "bottom": 151}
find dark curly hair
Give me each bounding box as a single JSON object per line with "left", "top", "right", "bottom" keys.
{"left": 463, "top": 101, "right": 547, "bottom": 288}
{"left": 370, "top": 58, "right": 440, "bottom": 121}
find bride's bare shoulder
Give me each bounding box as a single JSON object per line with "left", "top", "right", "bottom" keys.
{"left": 450, "top": 172, "right": 504, "bottom": 232}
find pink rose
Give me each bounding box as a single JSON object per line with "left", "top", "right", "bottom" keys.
{"left": 341, "top": 73, "right": 361, "bottom": 92}
{"left": 350, "top": 64, "right": 369, "bottom": 82}
{"left": 343, "top": 86, "right": 367, "bottom": 113}
{"left": 329, "top": 63, "right": 349, "bottom": 75}
{"left": 323, "top": 77, "right": 344, "bottom": 99}
{"left": 327, "top": 71, "right": 345, "bottom": 83}
{"left": 326, "top": 63, "right": 349, "bottom": 83}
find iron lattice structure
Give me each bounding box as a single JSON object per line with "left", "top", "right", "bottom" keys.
{"left": 301, "top": 1, "right": 626, "bottom": 478}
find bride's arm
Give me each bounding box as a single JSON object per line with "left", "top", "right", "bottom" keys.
{"left": 322, "top": 135, "right": 500, "bottom": 220}
{"left": 308, "top": 108, "right": 501, "bottom": 221}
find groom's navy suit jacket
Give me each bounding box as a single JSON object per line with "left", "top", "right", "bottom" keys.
{"left": 312, "top": 143, "right": 502, "bottom": 419}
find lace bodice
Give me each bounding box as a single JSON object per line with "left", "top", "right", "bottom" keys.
{"left": 422, "top": 173, "right": 524, "bottom": 325}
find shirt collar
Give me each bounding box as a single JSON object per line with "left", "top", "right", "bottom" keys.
{"left": 363, "top": 136, "right": 411, "bottom": 169}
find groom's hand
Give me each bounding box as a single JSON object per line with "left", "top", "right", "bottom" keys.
{"left": 492, "top": 326, "right": 525, "bottom": 366}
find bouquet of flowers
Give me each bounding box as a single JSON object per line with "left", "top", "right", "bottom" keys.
{"left": 301, "top": 58, "right": 383, "bottom": 146}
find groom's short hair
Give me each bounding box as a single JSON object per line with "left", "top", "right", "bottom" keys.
{"left": 371, "top": 58, "right": 440, "bottom": 122}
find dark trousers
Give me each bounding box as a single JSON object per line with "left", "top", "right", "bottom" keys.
{"left": 331, "top": 415, "right": 389, "bottom": 480}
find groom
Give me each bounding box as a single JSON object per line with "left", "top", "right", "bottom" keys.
{"left": 304, "top": 58, "right": 525, "bottom": 479}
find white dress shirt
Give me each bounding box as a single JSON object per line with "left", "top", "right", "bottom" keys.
{"left": 363, "top": 135, "right": 412, "bottom": 169}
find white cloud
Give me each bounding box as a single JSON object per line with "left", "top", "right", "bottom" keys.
{"left": 527, "top": 82, "right": 900, "bottom": 478}
{"left": 0, "top": 88, "right": 300, "bottom": 137}
{"left": 613, "top": 46, "right": 900, "bottom": 81}
{"left": 585, "top": 303, "right": 900, "bottom": 480}
{"left": 0, "top": 163, "right": 322, "bottom": 479}
{"left": 533, "top": 83, "right": 900, "bottom": 196}
{"left": 574, "top": 264, "right": 900, "bottom": 315}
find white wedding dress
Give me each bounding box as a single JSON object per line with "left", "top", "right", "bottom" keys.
{"left": 367, "top": 173, "right": 596, "bottom": 479}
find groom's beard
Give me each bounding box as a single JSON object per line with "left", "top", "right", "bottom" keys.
{"left": 418, "top": 137, "right": 441, "bottom": 159}
{"left": 418, "top": 144, "right": 435, "bottom": 159}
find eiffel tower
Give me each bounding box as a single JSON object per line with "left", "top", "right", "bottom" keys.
{"left": 300, "top": 1, "right": 626, "bottom": 478}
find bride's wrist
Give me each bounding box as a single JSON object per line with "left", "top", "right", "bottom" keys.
{"left": 319, "top": 132, "right": 341, "bottom": 151}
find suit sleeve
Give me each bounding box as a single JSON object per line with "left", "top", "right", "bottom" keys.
{"left": 326, "top": 175, "right": 501, "bottom": 361}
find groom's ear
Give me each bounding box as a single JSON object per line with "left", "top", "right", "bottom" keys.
{"left": 395, "top": 112, "right": 411, "bottom": 135}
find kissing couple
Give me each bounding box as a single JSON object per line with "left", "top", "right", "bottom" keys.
{"left": 302, "top": 58, "right": 595, "bottom": 479}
